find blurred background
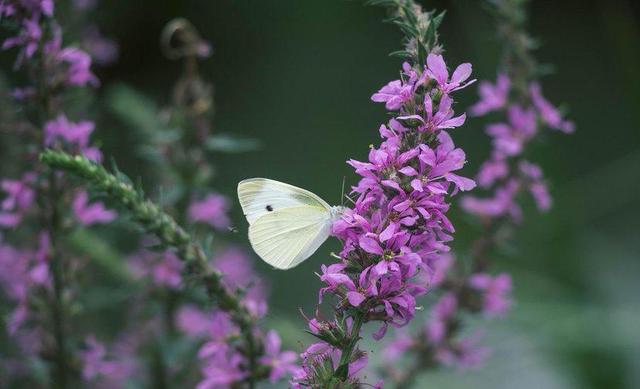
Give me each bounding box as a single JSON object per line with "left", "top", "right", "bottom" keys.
{"left": 3, "top": 0, "right": 640, "bottom": 388}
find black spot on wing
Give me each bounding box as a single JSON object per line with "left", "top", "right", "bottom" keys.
{"left": 266, "top": 205, "right": 273, "bottom": 212}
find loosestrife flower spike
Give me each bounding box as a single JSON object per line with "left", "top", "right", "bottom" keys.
{"left": 293, "top": 2, "right": 476, "bottom": 387}
{"left": 381, "top": 0, "right": 575, "bottom": 386}
{"left": 39, "top": 150, "right": 264, "bottom": 379}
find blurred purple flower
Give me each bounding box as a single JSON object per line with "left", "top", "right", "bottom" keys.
{"left": 188, "top": 193, "right": 230, "bottom": 230}
{"left": 259, "top": 330, "right": 298, "bottom": 383}
{"left": 435, "top": 334, "right": 491, "bottom": 369}
{"left": 72, "top": 191, "right": 116, "bottom": 226}
{"left": 425, "top": 292, "right": 457, "bottom": 343}
{"left": 176, "top": 305, "right": 212, "bottom": 337}
{"left": 81, "top": 26, "right": 118, "bottom": 66}
{"left": 469, "top": 273, "right": 512, "bottom": 316}
{"left": 213, "top": 247, "right": 268, "bottom": 318}
{"left": 43, "top": 114, "right": 102, "bottom": 162}
{"left": 0, "top": 173, "right": 35, "bottom": 227}
{"left": 470, "top": 73, "right": 510, "bottom": 116}
{"left": 129, "top": 249, "right": 183, "bottom": 289}
{"left": 80, "top": 335, "right": 135, "bottom": 386}
{"left": 529, "top": 82, "right": 574, "bottom": 134}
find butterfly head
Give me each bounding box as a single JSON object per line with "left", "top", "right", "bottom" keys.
{"left": 329, "top": 205, "right": 347, "bottom": 222}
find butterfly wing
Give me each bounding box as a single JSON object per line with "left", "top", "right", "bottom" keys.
{"left": 237, "top": 178, "right": 331, "bottom": 224}
{"left": 248, "top": 205, "right": 333, "bottom": 269}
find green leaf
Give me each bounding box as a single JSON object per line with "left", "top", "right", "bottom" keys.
{"left": 106, "top": 83, "right": 172, "bottom": 135}
{"left": 204, "top": 133, "right": 261, "bottom": 153}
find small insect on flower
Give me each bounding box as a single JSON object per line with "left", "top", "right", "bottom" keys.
{"left": 237, "top": 178, "right": 344, "bottom": 270}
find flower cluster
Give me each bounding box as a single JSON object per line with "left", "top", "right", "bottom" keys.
{"left": 293, "top": 52, "right": 475, "bottom": 387}
{"left": 79, "top": 335, "right": 138, "bottom": 387}
{"left": 380, "top": 1, "right": 574, "bottom": 381}
{"left": 170, "top": 248, "right": 297, "bottom": 388}
{"left": 0, "top": 1, "right": 115, "bottom": 385}
{"left": 462, "top": 74, "right": 573, "bottom": 222}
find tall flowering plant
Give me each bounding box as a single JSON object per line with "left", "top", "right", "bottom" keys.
{"left": 1, "top": 5, "right": 295, "bottom": 389}
{"left": 117, "top": 19, "right": 298, "bottom": 387}
{"left": 292, "top": 1, "right": 476, "bottom": 387}
{"left": 0, "top": 1, "right": 113, "bottom": 386}
{"left": 380, "top": 0, "right": 574, "bottom": 386}
{"left": 24, "top": 16, "right": 298, "bottom": 389}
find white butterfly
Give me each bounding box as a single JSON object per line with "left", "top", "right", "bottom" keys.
{"left": 237, "top": 178, "right": 345, "bottom": 270}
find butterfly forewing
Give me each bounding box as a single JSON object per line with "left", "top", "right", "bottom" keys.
{"left": 237, "top": 178, "right": 331, "bottom": 224}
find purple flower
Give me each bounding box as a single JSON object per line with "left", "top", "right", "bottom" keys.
{"left": 197, "top": 352, "right": 247, "bottom": 389}
{"left": 176, "top": 305, "right": 213, "bottom": 337}
{"left": 476, "top": 153, "right": 508, "bottom": 188}
{"left": 461, "top": 179, "right": 522, "bottom": 221}
{"left": 529, "top": 82, "right": 574, "bottom": 133}
{"left": 213, "top": 247, "right": 268, "bottom": 318}
{"left": 371, "top": 62, "right": 422, "bottom": 110}
{"left": 129, "top": 248, "right": 183, "bottom": 289}
{"left": 485, "top": 105, "right": 536, "bottom": 157}
{"left": 418, "top": 252, "right": 453, "bottom": 288}
{"left": 81, "top": 26, "right": 119, "bottom": 66}
{"left": 43, "top": 115, "right": 102, "bottom": 161}
{"left": 425, "top": 292, "right": 457, "bottom": 343}
{"left": 470, "top": 73, "right": 510, "bottom": 116}
{"left": 413, "top": 131, "right": 476, "bottom": 193}
{"left": 80, "top": 336, "right": 135, "bottom": 386}
{"left": 57, "top": 47, "right": 99, "bottom": 87}
{"left": 44, "top": 114, "right": 93, "bottom": 147}
{"left": 425, "top": 53, "right": 475, "bottom": 93}
{"left": 72, "top": 191, "right": 116, "bottom": 226}
{"left": 40, "top": 29, "right": 99, "bottom": 88}
{"left": 259, "top": 330, "right": 298, "bottom": 382}
{"left": 381, "top": 330, "right": 414, "bottom": 361}
{"left": 0, "top": 173, "right": 35, "bottom": 227}
{"left": 188, "top": 193, "right": 231, "bottom": 230}
{"left": 398, "top": 94, "right": 467, "bottom": 133}
{"left": 0, "top": 233, "right": 52, "bottom": 334}
{"left": 372, "top": 80, "right": 414, "bottom": 110}
{"left": 469, "top": 273, "right": 512, "bottom": 316}
{"left": 435, "top": 334, "right": 491, "bottom": 369}
{"left": 197, "top": 311, "right": 238, "bottom": 357}
{"left": 2, "top": 15, "right": 42, "bottom": 63}
{"left": 519, "top": 160, "right": 551, "bottom": 211}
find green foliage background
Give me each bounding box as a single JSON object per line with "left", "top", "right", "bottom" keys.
{"left": 3, "top": 0, "right": 640, "bottom": 388}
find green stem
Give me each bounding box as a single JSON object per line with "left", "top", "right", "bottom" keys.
{"left": 39, "top": 150, "right": 263, "bottom": 381}
{"left": 336, "top": 312, "right": 365, "bottom": 381}
{"left": 48, "top": 172, "right": 69, "bottom": 389}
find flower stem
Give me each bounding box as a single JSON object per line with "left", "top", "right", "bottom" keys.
{"left": 338, "top": 312, "right": 365, "bottom": 371}
{"left": 47, "top": 172, "right": 70, "bottom": 389}
{"left": 39, "top": 150, "right": 263, "bottom": 382}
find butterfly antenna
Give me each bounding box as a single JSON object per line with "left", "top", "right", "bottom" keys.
{"left": 344, "top": 193, "right": 355, "bottom": 205}
{"left": 340, "top": 176, "right": 346, "bottom": 207}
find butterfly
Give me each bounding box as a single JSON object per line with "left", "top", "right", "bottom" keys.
{"left": 237, "top": 178, "right": 345, "bottom": 270}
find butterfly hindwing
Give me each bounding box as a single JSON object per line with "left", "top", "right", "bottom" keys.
{"left": 248, "top": 205, "right": 332, "bottom": 269}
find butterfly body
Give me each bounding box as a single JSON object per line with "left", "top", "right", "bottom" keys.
{"left": 237, "top": 178, "right": 344, "bottom": 270}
